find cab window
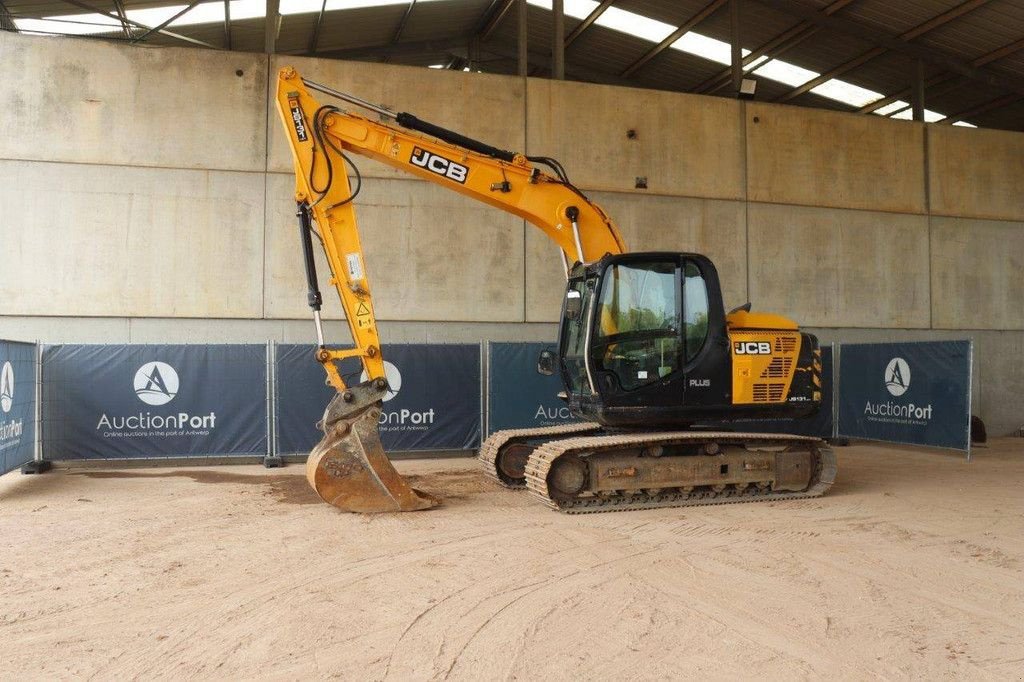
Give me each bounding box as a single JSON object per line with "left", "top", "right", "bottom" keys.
{"left": 683, "top": 260, "right": 709, "bottom": 362}
{"left": 592, "top": 261, "right": 681, "bottom": 391}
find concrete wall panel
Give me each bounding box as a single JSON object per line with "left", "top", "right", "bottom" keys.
{"left": 526, "top": 79, "right": 744, "bottom": 199}
{"left": 929, "top": 126, "right": 1024, "bottom": 221}
{"left": 264, "top": 173, "right": 525, "bottom": 322}
{"left": 525, "top": 194, "right": 747, "bottom": 322}
{"left": 931, "top": 217, "right": 1024, "bottom": 330}
{"left": 267, "top": 57, "right": 526, "bottom": 177}
{"left": 0, "top": 33, "right": 267, "bottom": 172}
{"left": 748, "top": 203, "right": 930, "bottom": 328}
{"left": 0, "top": 160, "right": 265, "bottom": 318}
{"left": 746, "top": 104, "right": 925, "bottom": 214}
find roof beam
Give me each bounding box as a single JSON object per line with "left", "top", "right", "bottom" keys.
{"left": 111, "top": 0, "right": 131, "bottom": 39}
{"left": 483, "top": 40, "right": 636, "bottom": 87}
{"left": 132, "top": 0, "right": 201, "bottom": 43}
{"left": 0, "top": 1, "right": 17, "bottom": 32}
{"left": 392, "top": 0, "right": 417, "bottom": 43}
{"left": 693, "top": 0, "right": 856, "bottom": 95}
{"left": 620, "top": 0, "right": 729, "bottom": 78}
{"left": 776, "top": 0, "right": 991, "bottom": 103}
{"left": 858, "top": 37, "right": 1024, "bottom": 114}
{"left": 59, "top": 0, "right": 216, "bottom": 47}
{"left": 477, "top": 0, "right": 515, "bottom": 42}
{"left": 939, "top": 93, "right": 1024, "bottom": 124}
{"left": 306, "top": 36, "right": 471, "bottom": 60}
{"left": 753, "top": 0, "right": 1024, "bottom": 95}
{"left": 564, "top": 0, "right": 613, "bottom": 47}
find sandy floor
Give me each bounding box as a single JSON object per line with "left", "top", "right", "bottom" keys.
{"left": 1, "top": 440, "right": 1022, "bottom": 680}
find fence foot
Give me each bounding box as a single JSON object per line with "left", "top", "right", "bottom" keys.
{"left": 263, "top": 455, "right": 284, "bottom": 469}
{"left": 21, "top": 460, "right": 53, "bottom": 474}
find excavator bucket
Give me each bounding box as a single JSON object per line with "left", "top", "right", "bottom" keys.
{"left": 306, "top": 382, "right": 440, "bottom": 513}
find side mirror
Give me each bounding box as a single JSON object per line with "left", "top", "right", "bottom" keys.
{"left": 537, "top": 349, "right": 556, "bottom": 376}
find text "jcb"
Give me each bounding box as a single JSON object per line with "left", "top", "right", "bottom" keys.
{"left": 410, "top": 147, "right": 468, "bottom": 184}
{"left": 734, "top": 341, "right": 772, "bottom": 355}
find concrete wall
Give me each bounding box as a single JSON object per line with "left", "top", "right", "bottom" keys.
{"left": 1, "top": 32, "right": 1022, "bottom": 435}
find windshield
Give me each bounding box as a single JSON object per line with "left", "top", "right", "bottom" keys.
{"left": 592, "top": 261, "right": 682, "bottom": 391}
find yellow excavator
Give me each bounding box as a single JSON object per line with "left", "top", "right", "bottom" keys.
{"left": 274, "top": 67, "right": 835, "bottom": 514}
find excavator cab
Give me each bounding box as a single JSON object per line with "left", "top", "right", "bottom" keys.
{"left": 556, "top": 252, "right": 822, "bottom": 429}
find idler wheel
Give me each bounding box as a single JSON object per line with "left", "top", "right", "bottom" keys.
{"left": 496, "top": 443, "right": 533, "bottom": 484}
{"left": 548, "top": 454, "right": 588, "bottom": 500}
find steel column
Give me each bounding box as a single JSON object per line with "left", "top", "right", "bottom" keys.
{"left": 517, "top": 0, "right": 528, "bottom": 76}
{"left": 552, "top": 0, "right": 564, "bottom": 79}
{"left": 265, "top": 0, "right": 279, "bottom": 54}
{"left": 730, "top": 0, "right": 742, "bottom": 93}
{"left": 912, "top": 60, "right": 925, "bottom": 121}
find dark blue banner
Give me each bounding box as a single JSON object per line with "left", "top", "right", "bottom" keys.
{"left": 838, "top": 341, "right": 971, "bottom": 451}
{"left": 487, "top": 342, "right": 578, "bottom": 434}
{"left": 275, "top": 344, "right": 481, "bottom": 454}
{"left": 42, "top": 345, "right": 268, "bottom": 459}
{"left": 1, "top": 341, "right": 37, "bottom": 475}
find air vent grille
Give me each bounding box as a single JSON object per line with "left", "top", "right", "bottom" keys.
{"left": 760, "top": 357, "right": 794, "bottom": 379}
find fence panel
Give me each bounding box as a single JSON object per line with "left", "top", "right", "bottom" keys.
{"left": 837, "top": 340, "right": 971, "bottom": 451}
{"left": 42, "top": 344, "right": 268, "bottom": 459}
{"left": 275, "top": 344, "right": 481, "bottom": 455}
{"left": 0, "top": 340, "right": 37, "bottom": 475}
{"left": 486, "top": 342, "right": 578, "bottom": 434}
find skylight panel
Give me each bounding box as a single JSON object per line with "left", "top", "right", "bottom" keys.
{"left": 952, "top": 121, "right": 977, "bottom": 128}
{"left": 752, "top": 60, "right": 818, "bottom": 87}
{"left": 673, "top": 32, "right": 737, "bottom": 66}
{"left": 281, "top": 0, "right": 422, "bottom": 16}
{"left": 127, "top": 5, "right": 190, "bottom": 28}
{"left": 744, "top": 55, "right": 770, "bottom": 72}
{"left": 810, "top": 79, "right": 883, "bottom": 108}
{"left": 594, "top": 6, "right": 676, "bottom": 43}
{"left": 15, "top": 14, "right": 120, "bottom": 35}
{"left": 890, "top": 108, "right": 945, "bottom": 122}
{"left": 871, "top": 100, "right": 910, "bottom": 116}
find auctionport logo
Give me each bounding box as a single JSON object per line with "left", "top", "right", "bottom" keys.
{"left": 361, "top": 360, "right": 434, "bottom": 429}
{"left": 0, "top": 361, "right": 13, "bottom": 413}
{"left": 134, "top": 362, "right": 179, "bottom": 406}
{"left": 884, "top": 357, "right": 911, "bottom": 397}
{"left": 864, "top": 355, "right": 932, "bottom": 425}
{"left": 360, "top": 360, "right": 402, "bottom": 402}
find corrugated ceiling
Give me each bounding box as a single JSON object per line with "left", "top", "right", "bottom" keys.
{"left": 3, "top": 0, "right": 1022, "bottom": 130}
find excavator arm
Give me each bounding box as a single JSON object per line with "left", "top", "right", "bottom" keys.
{"left": 273, "top": 67, "right": 626, "bottom": 512}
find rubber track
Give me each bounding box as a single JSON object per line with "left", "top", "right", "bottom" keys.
{"left": 478, "top": 422, "right": 603, "bottom": 488}
{"left": 523, "top": 431, "right": 837, "bottom": 514}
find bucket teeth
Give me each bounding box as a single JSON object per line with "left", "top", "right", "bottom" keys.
{"left": 306, "top": 383, "right": 440, "bottom": 513}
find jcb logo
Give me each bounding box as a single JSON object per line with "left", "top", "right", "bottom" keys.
{"left": 734, "top": 342, "right": 772, "bottom": 355}
{"left": 287, "top": 96, "right": 308, "bottom": 142}
{"left": 410, "top": 147, "right": 468, "bottom": 184}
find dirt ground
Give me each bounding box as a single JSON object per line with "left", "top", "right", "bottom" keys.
{"left": 1, "top": 440, "right": 1022, "bottom": 680}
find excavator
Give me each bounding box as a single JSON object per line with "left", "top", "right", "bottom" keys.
{"left": 274, "top": 66, "right": 836, "bottom": 514}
